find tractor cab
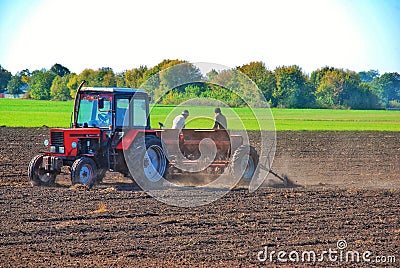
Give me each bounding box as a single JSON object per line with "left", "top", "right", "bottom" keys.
{"left": 75, "top": 94, "right": 113, "bottom": 129}
{"left": 74, "top": 87, "right": 150, "bottom": 131}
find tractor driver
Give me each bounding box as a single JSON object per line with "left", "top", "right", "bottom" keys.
{"left": 172, "top": 110, "right": 189, "bottom": 130}
{"left": 90, "top": 97, "right": 112, "bottom": 128}
{"left": 97, "top": 110, "right": 112, "bottom": 127}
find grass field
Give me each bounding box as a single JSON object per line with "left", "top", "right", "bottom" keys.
{"left": 1, "top": 98, "right": 399, "bottom": 131}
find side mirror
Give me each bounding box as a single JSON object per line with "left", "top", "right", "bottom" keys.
{"left": 98, "top": 97, "right": 105, "bottom": 110}
{"left": 158, "top": 122, "right": 164, "bottom": 129}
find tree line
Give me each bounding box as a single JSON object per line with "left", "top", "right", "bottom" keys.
{"left": 0, "top": 60, "right": 399, "bottom": 109}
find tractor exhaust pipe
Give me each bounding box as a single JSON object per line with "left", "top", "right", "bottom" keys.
{"left": 72, "top": 80, "right": 86, "bottom": 128}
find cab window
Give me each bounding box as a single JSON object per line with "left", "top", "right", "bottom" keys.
{"left": 77, "top": 94, "right": 112, "bottom": 128}
{"left": 116, "top": 98, "right": 130, "bottom": 128}
{"left": 133, "top": 98, "right": 147, "bottom": 127}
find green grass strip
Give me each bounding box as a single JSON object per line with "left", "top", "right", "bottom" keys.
{"left": 1, "top": 99, "right": 399, "bottom": 131}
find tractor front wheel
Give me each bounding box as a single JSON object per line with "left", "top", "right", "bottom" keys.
{"left": 28, "top": 154, "right": 57, "bottom": 186}
{"left": 71, "top": 157, "right": 97, "bottom": 187}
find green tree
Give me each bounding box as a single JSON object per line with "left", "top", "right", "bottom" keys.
{"left": 208, "top": 70, "right": 239, "bottom": 106}
{"left": 208, "top": 69, "right": 264, "bottom": 107}
{"left": 203, "top": 85, "right": 244, "bottom": 107}
{"left": 340, "top": 71, "right": 366, "bottom": 108}
{"left": 159, "top": 84, "right": 204, "bottom": 105}
{"left": 358, "top": 70, "right": 379, "bottom": 82}
{"left": 237, "top": 61, "right": 276, "bottom": 104}
{"left": 273, "top": 65, "right": 315, "bottom": 108}
{"left": 351, "top": 82, "right": 381, "bottom": 109}
{"left": 68, "top": 68, "right": 117, "bottom": 97}
{"left": 95, "top": 67, "right": 116, "bottom": 86}
{"left": 159, "top": 61, "right": 202, "bottom": 92}
{"left": 142, "top": 59, "right": 186, "bottom": 83}
{"left": 67, "top": 74, "right": 80, "bottom": 98}
{"left": 50, "top": 74, "right": 75, "bottom": 100}
{"left": 5, "top": 69, "right": 31, "bottom": 95}
{"left": 144, "top": 60, "right": 202, "bottom": 102}
{"left": 77, "top": 68, "right": 96, "bottom": 86}
{"left": 6, "top": 75, "right": 24, "bottom": 95}
{"left": 371, "top": 72, "right": 400, "bottom": 107}
{"left": 0, "top": 65, "right": 12, "bottom": 92}
{"left": 50, "top": 63, "right": 70, "bottom": 77}
{"left": 29, "top": 70, "right": 56, "bottom": 100}
{"left": 18, "top": 69, "right": 32, "bottom": 88}
{"left": 141, "top": 59, "right": 186, "bottom": 100}
{"left": 73, "top": 67, "right": 116, "bottom": 88}
{"left": 206, "top": 69, "right": 218, "bottom": 81}
{"left": 314, "top": 70, "right": 344, "bottom": 107}
{"left": 115, "top": 71, "right": 127, "bottom": 87}
{"left": 310, "top": 66, "right": 336, "bottom": 88}
{"left": 125, "top": 65, "right": 148, "bottom": 88}
{"left": 314, "top": 68, "right": 378, "bottom": 109}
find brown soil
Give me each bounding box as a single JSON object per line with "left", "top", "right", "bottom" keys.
{"left": 0, "top": 127, "right": 399, "bottom": 267}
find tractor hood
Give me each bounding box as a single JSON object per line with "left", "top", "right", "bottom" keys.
{"left": 45, "top": 128, "right": 101, "bottom": 157}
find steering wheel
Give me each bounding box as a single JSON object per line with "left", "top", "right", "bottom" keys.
{"left": 98, "top": 113, "right": 108, "bottom": 124}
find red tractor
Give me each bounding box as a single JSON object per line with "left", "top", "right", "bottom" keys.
{"left": 28, "top": 82, "right": 259, "bottom": 187}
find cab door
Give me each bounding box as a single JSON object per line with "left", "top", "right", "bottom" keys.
{"left": 115, "top": 93, "right": 150, "bottom": 130}
{"left": 115, "top": 96, "right": 131, "bottom": 130}
{"left": 130, "top": 93, "right": 150, "bottom": 130}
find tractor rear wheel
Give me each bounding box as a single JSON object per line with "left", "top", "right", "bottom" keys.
{"left": 231, "top": 145, "right": 259, "bottom": 184}
{"left": 71, "top": 157, "right": 97, "bottom": 187}
{"left": 127, "top": 135, "right": 168, "bottom": 184}
{"left": 28, "top": 154, "right": 57, "bottom": 186}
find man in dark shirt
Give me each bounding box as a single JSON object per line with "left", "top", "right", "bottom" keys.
{"left": 212, "top": 107, "right": 227, "bottom": 129}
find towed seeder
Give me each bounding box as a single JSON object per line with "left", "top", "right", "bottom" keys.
{"left": 156, "top": 128, "right": 258, "bottom": 182}
{"left": 157, "top": 128, "right": 293, "bottom": 186}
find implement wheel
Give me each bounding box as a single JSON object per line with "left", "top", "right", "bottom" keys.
{"left": 231, "top": 145, "right": 259, "bottom": 184}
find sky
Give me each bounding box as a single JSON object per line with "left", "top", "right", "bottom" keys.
{"left": 0, "top": 0, "right": 399, "bottom": 75}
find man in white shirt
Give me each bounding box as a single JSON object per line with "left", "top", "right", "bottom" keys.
{"left": 172, "top": 110, "right": 189, "bottom": 129}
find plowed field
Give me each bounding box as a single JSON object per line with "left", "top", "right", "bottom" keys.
{"left": 0, "top": 127, "right": 399, "bottom": 267}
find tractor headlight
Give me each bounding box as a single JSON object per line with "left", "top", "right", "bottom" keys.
{"left": 71, "top": 141, "right": 77, "bottom": 149}
{"left": 44, "top": 139, "right": 49, "bottom": 147}
{"left": 59, "top": 146, "right": 65, "bottom": 154}
{"left": 50, "top": 146, "right": 56, "bottom": 153}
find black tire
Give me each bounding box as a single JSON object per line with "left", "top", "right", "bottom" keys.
{"left": 28, "top": 154, "right": 56, "bottom": 186}
{"left": 231, "top": 145, "right": 259, "bottom": 185}
{"left": 126, "top": 135, "right": 168, "bottom": 185}
{"left": 96, "top": 168, "right": 107, "bottom": 184}
{"left": 71, "top": 157, "right": 97, "bottom": 187}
